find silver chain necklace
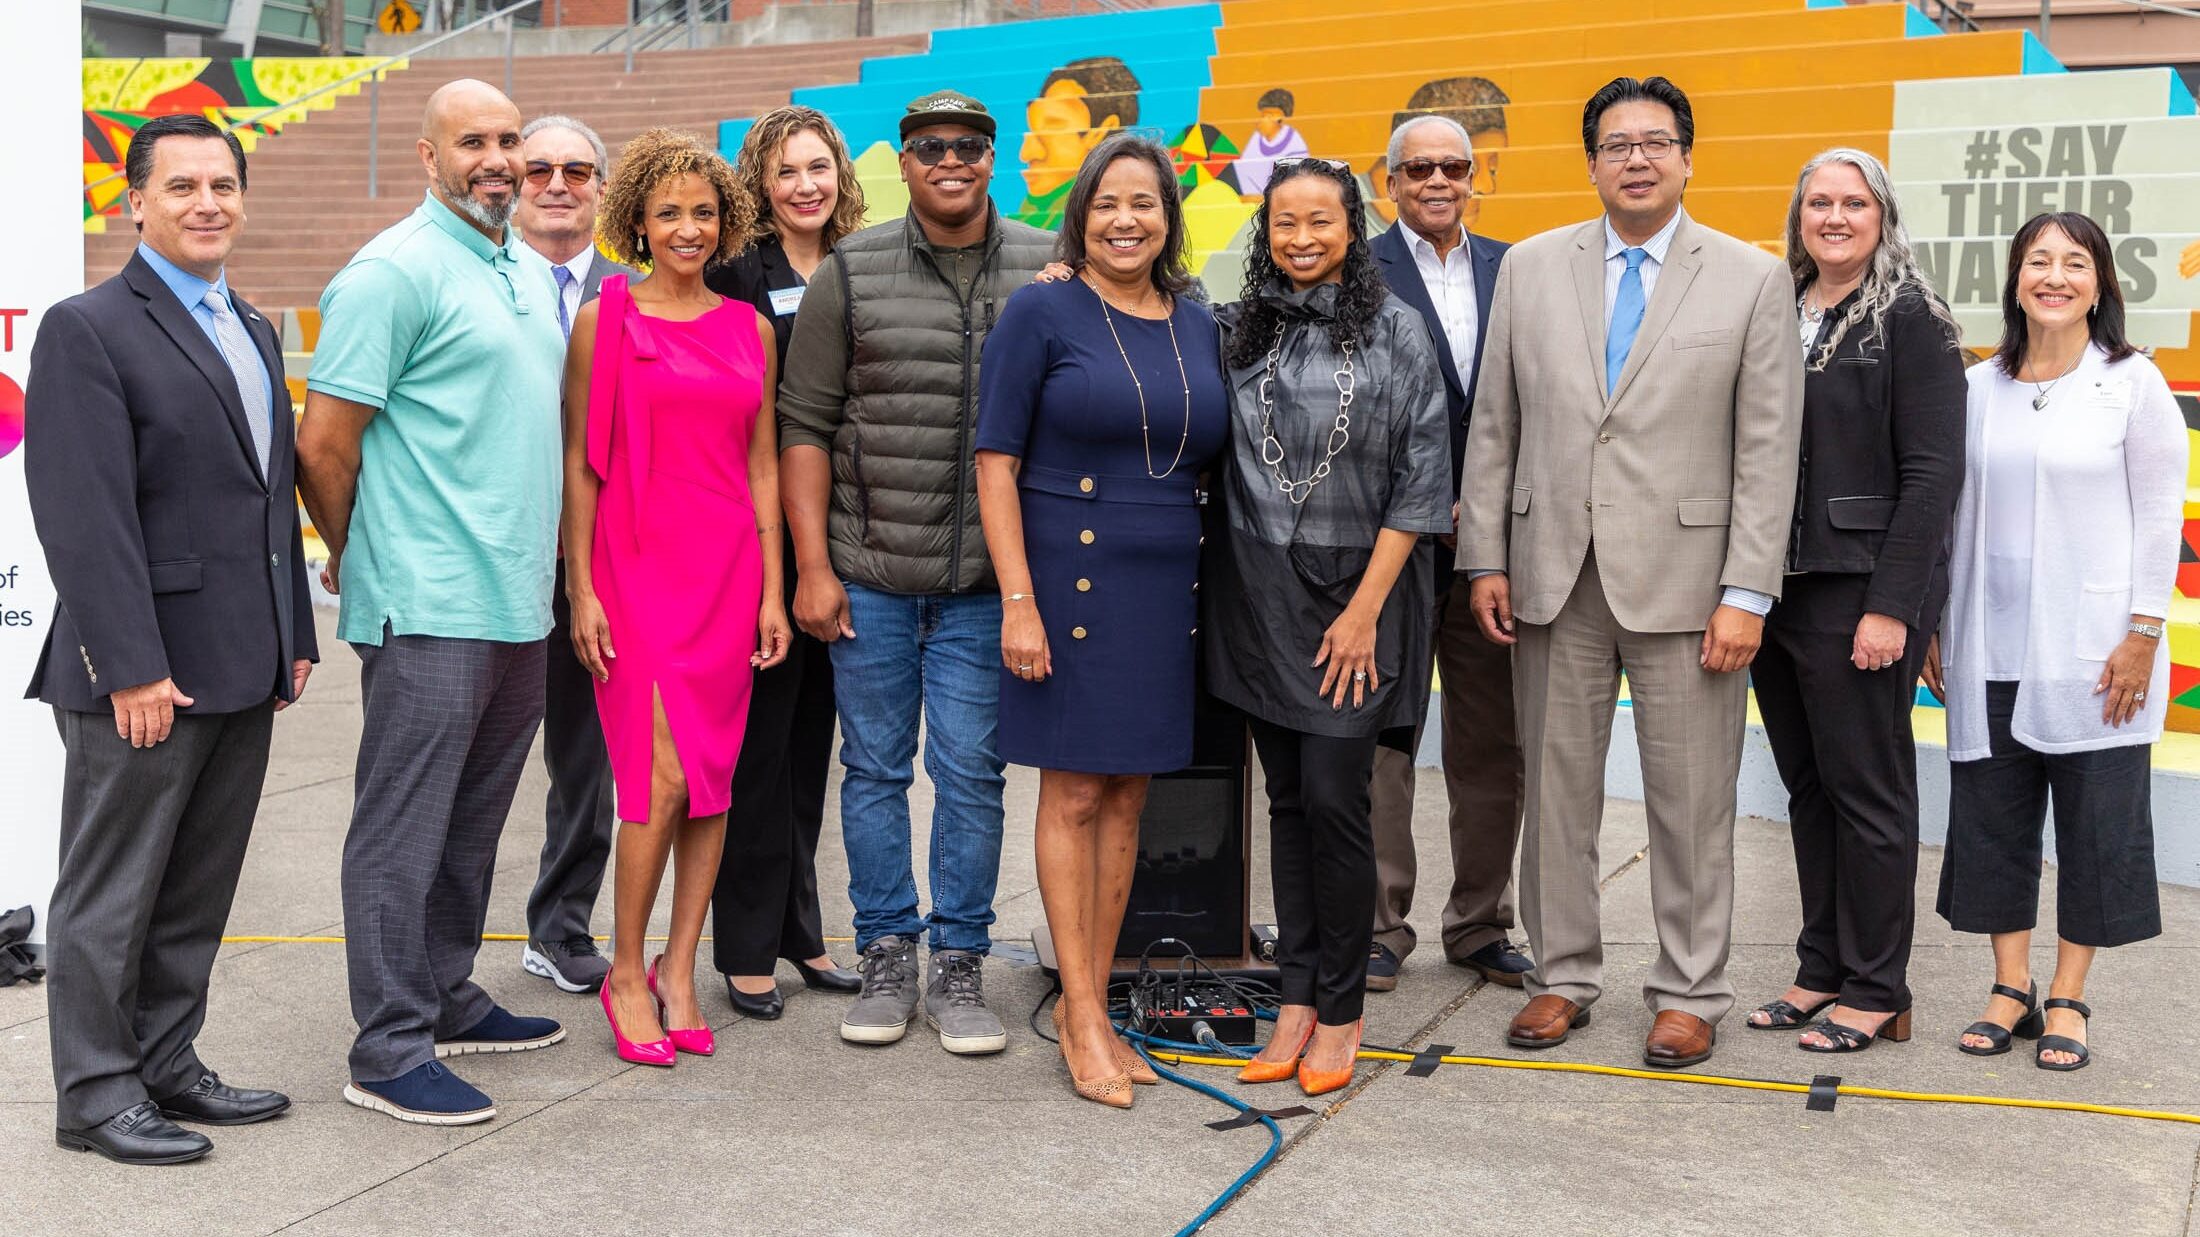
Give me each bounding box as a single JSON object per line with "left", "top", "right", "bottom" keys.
{"left": 2027, "top": 349, "right": 2081, "bottom": 411}
{"left": 1082, "top": 274, "right": 1193, "bottom": 479}
{"left": 1257, "top": 324, "right": 1354, "bottom": 505}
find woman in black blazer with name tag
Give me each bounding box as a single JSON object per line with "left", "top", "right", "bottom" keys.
{"left": 1744, "top": 148, "right": 1965, "bottom": 1054}
{"left": 706, "top": 106, "right": 869, "bottom": 1017}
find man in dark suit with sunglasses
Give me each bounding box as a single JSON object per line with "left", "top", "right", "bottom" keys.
{"left": 1364, "top": 114, "right": 1524, "bottom": 996}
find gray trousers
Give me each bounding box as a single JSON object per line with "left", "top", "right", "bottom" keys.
{"left": 47, "top": 703, "right": 274, "bottom": 1130}
{"left": 342, "top": 633, "right": 545, "bottom": 1083}
{"left": 526, "top": 566, "right": 615, "bottom": 946}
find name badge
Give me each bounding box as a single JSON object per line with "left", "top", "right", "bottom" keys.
{"left": 769, "top": 285, "right": 805, "bottom": 317}
{"left": 2085, "top": 378, "right": 2130, "bottom": 410}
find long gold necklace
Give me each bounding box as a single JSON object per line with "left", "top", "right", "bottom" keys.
{"left": 1083, "top": 273, "right": 1193, "bottom": 480}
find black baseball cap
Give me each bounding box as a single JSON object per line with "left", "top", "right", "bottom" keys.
{"left": 899, "top": 90, "right": 996, "bottom": 140}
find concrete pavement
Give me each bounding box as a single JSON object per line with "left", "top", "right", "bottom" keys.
{"left": 3, "top": 609, "right": 2196, "bottom": 1236}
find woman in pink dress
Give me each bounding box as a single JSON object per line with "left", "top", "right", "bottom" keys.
{"left": 562, "top": 129, "right": 791, "bottom": 1066}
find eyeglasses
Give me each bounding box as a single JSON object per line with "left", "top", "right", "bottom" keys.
{"left": 1395, "top": 157, "right": 1473, "bottom": 183}
{"left": 525, "top": 160, "right": 598, "bottom": 188}
{"left": 1595, "top": 138, "right": 1679, "bottom": 164}
{"left": 903, "top": 135, "right": 992, "bottom": 166}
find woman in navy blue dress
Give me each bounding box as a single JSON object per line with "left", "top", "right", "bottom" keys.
{"left": 975, "top": 135, "right": 1228, "bottom": 1108}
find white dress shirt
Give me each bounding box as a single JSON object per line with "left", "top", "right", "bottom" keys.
{"left": 1601, "top": 209, "right": 1773, "bottom": 618}
{"left": 1405, "top": 225, "right": 1479, "bottom": 386}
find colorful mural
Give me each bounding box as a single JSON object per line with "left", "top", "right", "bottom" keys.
{"left": 715, "top": 0, "right": 2200, "bottom": 734}
{"left": 83, "top": 57, "right": 397, "bottom": 229}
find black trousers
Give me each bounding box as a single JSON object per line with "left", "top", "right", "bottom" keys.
{"left": 47, "top": 703, "right": 273, "bottom": 1130}
{"left": 711, "top": 609, "right": 837, "bottom": 975}
{"left": 526, "top": 561, "right": 617, "bottom": 946}
{"left": 1750, "top": 575, "right": 1927, "bottom": 1013}
{"left": 1937, "top": 680, "right": 2161, "bottom": 948}
{"left": 1249, "top": 717, "right": 1379, "bottom": 1026}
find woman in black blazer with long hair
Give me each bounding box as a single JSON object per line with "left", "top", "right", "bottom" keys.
{"left": 1744, "top": 147, "right": 1965, "bottom": 1054}
{"left": 706, "top": 106, "right": 869, "bottom": 1017}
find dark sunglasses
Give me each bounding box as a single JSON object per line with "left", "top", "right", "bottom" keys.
{"left": 1395, "top": 157, "right": 1473, "bottom": 183}
{"left": 903, "top": 135, "right": 992, "bottom": 166}
{"left": 525, "top": 160, "right": 598, "bottom": 188}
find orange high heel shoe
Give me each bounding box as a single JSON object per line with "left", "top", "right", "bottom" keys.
{"left": 1297, "top": 1019, "right": 1363, "bottom": 1097}
{"left": 1237, "top": 1016, "right": 1315, "bottom": 1084}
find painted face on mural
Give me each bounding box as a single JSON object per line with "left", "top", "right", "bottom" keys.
{"left": 1391, "top": 122, "right": 1472, "bottom": 246}
{"left": 1254, "top": 106, "right": 1288, "bottom": 141}
{"left": 1589, "top": 99, "right": 1690, "bottom": 240}
{"left": 639, "top": 172, "right": 721, "bottom": 279}
{"left": 1082, "top": 153, "right": 1169, "bottom": 289}
{"left": 1022, "top": 81, "right": 1114, "bottom": 197}
{"left": 901, "top": 122, "right": 995, "bottom": 232}
{"left": 420, "top": 82, "right": 524, "bottom": 236}
{"left": 2017, "top": 223, "right": 2101, "bottom": 335}
{"left": 1268, "top": 174, "right": 1351, "bottom": 290}
{"left": 129, "top": 134, "right": 245, "bottom": 282}
{"left": 514, "top": 124, "right": 602, "bottom": 261}
{"left": 769, "top": 127, "right": 840, "bottom": 242}
{"left": 1798, "top": 160, "right": 1882, "bottom": 285}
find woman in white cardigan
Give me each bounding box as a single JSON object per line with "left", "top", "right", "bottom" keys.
{"left": 1924, "top": 211, "right": 2187, "bottom": 1072}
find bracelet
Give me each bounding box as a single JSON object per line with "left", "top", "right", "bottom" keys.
{"left": 1004, "top": 592, "right": 1037, "bottom": 603}
{"left": 2129, "top": 621, "right": 2165, "bottom": 639}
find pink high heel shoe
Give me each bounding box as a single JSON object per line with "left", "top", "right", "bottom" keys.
{"left": 649, "top": 955, "right": 716, "bottom": 1057}
{"left": 601, "top": 966, "right": 675, "bottom": 1066}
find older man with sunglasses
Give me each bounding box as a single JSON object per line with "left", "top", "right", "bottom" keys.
{"left": 1362, "top": 115, "right": 1523, "bottom": 996}
{"left": 509, "top": 113, "right": 634, "bottom": 998}
{"left": 777, "top": 90, "right": 1054, "bottom": 1055}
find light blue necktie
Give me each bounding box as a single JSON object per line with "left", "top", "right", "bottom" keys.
{"left": 201, "top": 288, "right": 272, "bottom": 474}
{"left": 1606, "top": 246, "right": 1647, "bottom": 395}
{"left": 553, "top": 264, "right": 575, "bottom": 340}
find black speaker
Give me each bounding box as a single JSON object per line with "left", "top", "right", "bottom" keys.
{"left": 1117, "top": 691, "right": 1252, "bottom": 965}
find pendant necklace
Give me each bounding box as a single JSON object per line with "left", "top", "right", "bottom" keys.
{"left": 2028, "top": 349, "right": 2081, "bottom": 411}
{"left": 1257, "top": 323, "right": 1355, "bottom": 504}
{"left": 1084, "top": 274, "right": 1193, "bottom": 479}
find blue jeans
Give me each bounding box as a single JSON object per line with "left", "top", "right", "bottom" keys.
{"left": 830, "top": 582, "right": 1006, "bottom": 954}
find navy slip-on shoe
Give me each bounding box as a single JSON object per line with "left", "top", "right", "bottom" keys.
{"left": 1455, "top": 938, "right": 1534, "bottom": 988}
{"left": 1365, "top": 942, "right": 1402, "bottom": 992}
{"left": 435, "top": 1006, "right": 566, "bottom": 1058}
{"left": 342, "top": 1062, "right": 495, "bottom": 1127}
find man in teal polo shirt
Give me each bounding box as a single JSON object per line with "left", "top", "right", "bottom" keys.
{"left": 298, "top": 78, "right": 567, "bottom": 1128}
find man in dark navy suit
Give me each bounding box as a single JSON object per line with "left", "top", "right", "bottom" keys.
{"left": 26, "top": 114, "right": 316, "bottom": 1165}
{"left": 1364, "top": 114, "right": 1528, "bottom": 993}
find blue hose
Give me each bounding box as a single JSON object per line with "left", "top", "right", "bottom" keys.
{"left": 1118, "top": 1025, "right": 1285, "bottom": 1236}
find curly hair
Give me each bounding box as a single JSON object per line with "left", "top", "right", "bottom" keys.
{"left": 1783, "top": 147, "right": 1958, "bottom": 372}
{"left": 598, "top": 127, "right": 752, "bottom": 269}
{"left": 1227, "top": 158, "right": 1389, "bottom": 369}
{"left": 732, "top": 106, "right": 866, "bottom": 251}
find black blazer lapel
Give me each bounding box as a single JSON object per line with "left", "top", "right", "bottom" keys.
{"left": 123, "top": 254, "right": 268, "bottom": 490}
{"left": 1372, "top": 225, "right": 1467, "bottom": 412}
{"left": 1465, "top": 234, "right": 1503, "bottom": 411}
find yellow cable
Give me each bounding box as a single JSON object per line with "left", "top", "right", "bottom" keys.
{"left": 1145, "top": 1049, "right": 2200, "bottom": 1127}
{"left": 219, "top": 934, "right": 858, "bottom": 944}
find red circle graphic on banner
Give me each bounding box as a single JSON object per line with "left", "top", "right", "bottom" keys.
{"left": 0, "top": 372, "right": 22, "bottom": 459}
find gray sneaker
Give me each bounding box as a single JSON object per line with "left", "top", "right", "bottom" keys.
{"left": 925, "top": 950, "right": 1007, "bottom": 1055}
{"left": 840, "top": 935, "right": 921, "bottom": 1045}
{"left": 522, "top": 937, "right": 610, "bottom": 994}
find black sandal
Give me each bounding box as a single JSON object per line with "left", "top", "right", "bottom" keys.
{"left": 1799, "top": 1007, "right": 1912, "bottom": 1054}
{"left": 2036, "top": 998, "right": 2092, "bottom": 1072}
{"left": 1957, "top": 981, "right": 2044, "bottom": 1057}
{"left": 1745, "top": 994, "right": 1836, "bottom": 1030}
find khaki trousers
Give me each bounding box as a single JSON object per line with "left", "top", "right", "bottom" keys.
{"left": 1369, "top": 574, "right": 1526, "bottom": 960}
{"left": 1514, "top": 550, "right": 1745, "bottom": 1024}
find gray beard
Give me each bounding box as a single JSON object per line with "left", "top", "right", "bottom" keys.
{"left": 437, "top": 165, "right": 514, "bottom": 232}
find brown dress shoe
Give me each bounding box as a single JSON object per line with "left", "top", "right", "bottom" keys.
{"left": 1643, "top": 1010, "right": 1716, "bottom": 1068}
{"left": 1506, "top": 995, "right": 1590, "bottom": 1049}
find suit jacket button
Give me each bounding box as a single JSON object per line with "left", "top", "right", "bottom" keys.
{"left": 1584, "top": 501, "right": 1594, "bottom": 512}
{"left": 1079, "top": 476, "right": 1095, "bottom": 493}
{"left": 1076, "top": 578, "right": 1091, "bottom": 592}
{"left": 1072, "top": 626, "right": 1088, "bottom": 640}
{"left": 1598, "top": 434, "right": 1612, "bottom": 443}
{"left": 271, "top": 553, "right": 280, "bottom": 566}
{"left": 1080, "top": 530, "right": 1095, "bottom": 545}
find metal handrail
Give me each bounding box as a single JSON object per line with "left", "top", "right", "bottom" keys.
{"left": 1912, "top": 0, "right": 1982, "bottom": 32}
{"left": 588, "top": 0, "right": 688, "bottom": 53}
{"left": 627, "top": 0, "right": 733, "bottom": 54}
{"left": 85, "top": 0, "right": 544, "bottom": 201}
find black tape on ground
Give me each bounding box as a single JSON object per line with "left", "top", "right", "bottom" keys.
{"left": 1807, "top": 1075, "right": 1841, "bottom": 1113}
{"left": 1207, "top": 1105, "right": 1314, "bottom": 1131}
{"left": 1405, "top": 1044, "right": 1455, "bottom": 1078}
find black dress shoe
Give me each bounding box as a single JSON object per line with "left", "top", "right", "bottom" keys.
{"left": 726, "top": 975, "right": 786, "bottom": 1019}
{"left": 1453, "top": 939, "right": 1534, "bottom": 988}
{"left": 157, "top": 1071, "right": 291, "bottom": 1126}
{"left": 56, "top": 1101, "right": 212, "bottom": 1165}
{"left": 792, "top": 958, "right": 862, "bottom": 993}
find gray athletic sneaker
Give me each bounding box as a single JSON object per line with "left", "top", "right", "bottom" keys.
{"left": 522, "top": 937, "right": 610, "bottom": 994}
{"left": 925, "top": 950, "right": 1007, "bottom": 1055}
{"left": 840, "top": 935, "right": 921, "bottom": 1045}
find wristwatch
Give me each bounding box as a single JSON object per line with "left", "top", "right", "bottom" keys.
{"left": 2129, "top": 621, "right": 2165, "bottom": 639}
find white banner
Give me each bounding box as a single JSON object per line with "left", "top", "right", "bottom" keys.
{"left": 1, "top": 2, "right": 85, "bottom": 944}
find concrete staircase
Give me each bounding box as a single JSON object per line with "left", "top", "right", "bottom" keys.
{"left": 83, "top": 35, "right": 924, "bottom": 311}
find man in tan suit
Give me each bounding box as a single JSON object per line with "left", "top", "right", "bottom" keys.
{"left": 1458, "top": 76, "right": 1802, "bottom": 1070}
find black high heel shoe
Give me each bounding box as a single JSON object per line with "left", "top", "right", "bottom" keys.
{"left": 1957, "top": 981, "right": 2044, "bottom": 1057}
{"left": 724, "top": 975, "right": 785, "bottom": 1020}
{"left": 1745, "top": 993, "right": 1837, "bottom": 1030}
{"left": 1799, "top": 1006, "right": 1911, "bottom": 1054}
{"left": 793, "top": 958, "right": 862, "bottom": 993}
{"left": 2035, "top": 998, "right": 2092, "bottom": 1072}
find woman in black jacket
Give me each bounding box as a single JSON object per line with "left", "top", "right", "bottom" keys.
{"left": 1744, "top": 147, "right": 1965, "bottom": 1053}
{"left": 705, "top": 106, "right": 869, "bottom": 1017}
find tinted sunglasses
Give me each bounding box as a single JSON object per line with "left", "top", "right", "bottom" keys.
{"left": 525, "top": 160, "right": 598, "bottom": 188}
{"left": 1395, "top": 157, "right": 1473, "bottom": 183}
{"left": 904, "top": 135, "right": 992, "bottom": 166}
